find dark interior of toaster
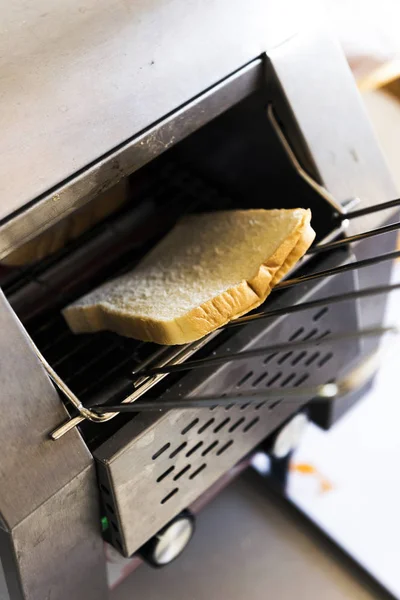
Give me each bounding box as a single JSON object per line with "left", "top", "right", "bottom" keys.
{"left": 0, "top": 88, "right": 347, "bottom": 448}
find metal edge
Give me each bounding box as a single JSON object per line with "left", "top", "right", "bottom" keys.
{"left": 0, "top": 58, "right": 264, "bottom": 261}
{"left": 0, "top": 289, "right": 108, "bottom": 598}
{"left": 266, "top": 31, "right": 398, "bottom": 230}
{"left": 4, "top": 465, "right": 108, "bottom": 600}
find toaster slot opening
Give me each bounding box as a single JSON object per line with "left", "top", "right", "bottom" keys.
{"left": 0, "top": 85, "right": 347, "bottom": 448}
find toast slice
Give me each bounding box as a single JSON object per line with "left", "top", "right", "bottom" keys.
{"left": 63, "top": 208, "right": 315, "bottom": 345}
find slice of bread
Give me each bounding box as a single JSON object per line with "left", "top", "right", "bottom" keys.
{"left": 63, "top": 208, "right": 315, "bottom": 345}
{"left": 2, "top": 180, "right": 129, "bottom": 266}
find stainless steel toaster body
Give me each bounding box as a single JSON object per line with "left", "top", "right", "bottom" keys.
{"left": 0, "top": 4, "right": 398, "bottom": 598}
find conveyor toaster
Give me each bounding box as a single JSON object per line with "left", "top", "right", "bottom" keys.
{"left": 0, "top": 5, "right": 399, "bottom": 599}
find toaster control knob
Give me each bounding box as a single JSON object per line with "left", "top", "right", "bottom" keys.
{"left": 139, "top": 510, "right": 195, "bottom": 567}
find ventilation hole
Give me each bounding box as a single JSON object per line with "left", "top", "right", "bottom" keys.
{"left": 202, "top": 441, "right": 219, "bottom": 456}
{"left": 186, "top": 441, "right": 204, "bottom": 457}
{"left": 280, "top": 373, "right": 296, "bottom": 387}
{"left": 255, "top": 402, "right": 266, "bottom": 410}
{"left": 210, "top": 395, "right": 225, "bottom": 411}
{"left": 269, "top": 399, "right": 282, "bottom": 410}
{"left": 305, "top": 352, "right": 320, "bottom": 366}
{"left": 198, "top": 419, "right": 215, "bottom": 433}
{"left": 106, "top": 503, "right": 115, "bottom": 515}
{"left": 289, "top": 327, "right": 304, "bottom": 341}
{"left": 240, "top": 403, "right": 250, "bottom": 410}
{"left": 111, "top": 521, "right": 120, "bottom": 533}
{"left": 237, "top": 371, "right": 253, "bottom": 388}
{"left": 252, "top": 372, "right": 268, "bottom": 387}
{"left": 303, "top": 328, "right": 318, "bottom": 341}
{"left": 266, "top": 372, "right": 282, "bottom": 387}
{"left": 291, "top": 351, "right": 307, "bottom": 366}
{"left": 225, "top": 403, "right": 235, "bottom": 411}
{"left": 216, "top": 440, "right": 234, "bottom": 456}
{"left": 161, "top": 488, "right": 179, "bottom": 504}
{"left": 100, "top": 484, "right": 110, "bottom": 496}
{"left": 174, "top": 464, "right": 191, "bottom": 481}
{"left": 294, "top": 373, "right": 310, "bottom": 387}
{"left": 278, "top": 351, "right": 293, "bottom": 365}
{"left": 318, "top": 352, "right": 333, "bottom": 367}
{"left": 229, "top": 417, "right": 246, "bottom": 432}
{"left": 181, "top": 419, "right": 199, "bottom": 435}
{"left": 317, "top": 330, "right": 331, "bottom": 340}
{"left": 214, "top": 418, "right": 230, "bottom": 433}
{"left": 189, "top": 464, "right": 207, "bottom": 479}
{"left": 264, "top": 353, "right": 277, "bottom": 365}
{"left": 152, "top": 443, "right": 170, "bottom": 460}
{"left": 170, "top": 442, "right": 187, "bottom": 459}
{"left": 157, "top": 466, "right": 175, "bottom": 482}
{"left": 244, "top": 417, "right": 260, "bottom": 432}
{"left": 313, "top": 307, "right": 328, "bottom": 321}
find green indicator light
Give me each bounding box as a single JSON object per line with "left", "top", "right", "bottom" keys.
{"left": 101, "top": 516, "right": 109, "bottom": 532}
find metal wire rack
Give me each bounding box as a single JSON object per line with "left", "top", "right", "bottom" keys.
{"left": 3, "top": 111, "right": 400, "bottom": 440}
{"left": 33, "top": 192, "right": 400, "bottom": 439}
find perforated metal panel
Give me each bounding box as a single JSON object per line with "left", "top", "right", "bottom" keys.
{"left": 95, "top": 262, "right": 360, "bottom": 557}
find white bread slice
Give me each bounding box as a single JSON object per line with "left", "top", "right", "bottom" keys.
{"left": 1, "top": 180, "right": 128, "bottom": 266}
{"left": 63, "top": 208, "right": 315, "bottom": 345}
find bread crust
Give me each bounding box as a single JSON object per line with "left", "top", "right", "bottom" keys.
{"left": 64, "top": 209, "right": 315, "bottom": 345}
